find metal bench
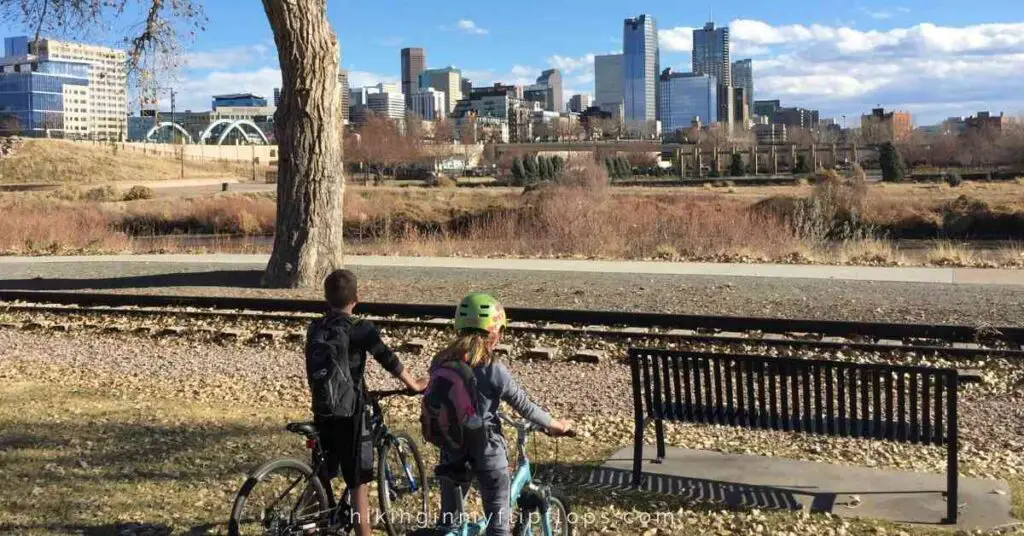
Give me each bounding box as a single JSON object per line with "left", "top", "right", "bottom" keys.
{"left": 629, "top": 348, "right": 960, "bottom": 523}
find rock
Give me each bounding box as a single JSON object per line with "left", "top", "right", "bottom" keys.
{"left": 254, "top": 330, "right": 284, "bottom": 342}
{"left": 523, "top": 347, "right": 556, "bottom": 361}
{"left": 569, "top": 350, "right": 604, "bottom": 364}
{"left": 400, "top": 338, "right": 429, "bottom": 353}
{"left": 957, "top": 369, "right": 985, "bottom": 385}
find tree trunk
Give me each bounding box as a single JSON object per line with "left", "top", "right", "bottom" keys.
{"left": 261, "top": 0, "right": 344, "bottom": 288}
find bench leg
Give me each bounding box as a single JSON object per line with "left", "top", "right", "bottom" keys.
{"left": 654, "top": 418, "right": 666, "bottom": 464}
{"left": 632, "top": 420, "right": 644, "bottom": 487}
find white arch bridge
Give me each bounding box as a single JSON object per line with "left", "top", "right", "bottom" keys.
{"left": 144, "top": 119, "right": 270, "bottom": 145}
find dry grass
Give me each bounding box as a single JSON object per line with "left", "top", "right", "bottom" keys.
{"left": 925, "top": 240, "right": 981, "bottom": 266}
{"left": 831, "top": 239, "right": 906, "bottom": 266}
{"left": 0, "top": 139, "right": 251, "bottom": 184}
{"left": 0, "top": 198, "right": 130, "bottom": 254}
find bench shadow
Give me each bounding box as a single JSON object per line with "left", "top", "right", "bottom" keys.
{"left": 0, "top": 270, "right": 264, "bottom": 290}
{"left": 538, "top": 463, "right": 949, "bottom": 526}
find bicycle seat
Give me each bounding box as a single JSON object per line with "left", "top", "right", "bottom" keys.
{"left": 435, "top": 464, "right": 474, "bottom": 486}
{"left": 286, "top": 422, "right": 319, "bottom": 438}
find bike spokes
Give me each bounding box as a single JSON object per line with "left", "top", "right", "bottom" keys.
{"left": 235, "top": 468, "right": 324, "bottom": 535}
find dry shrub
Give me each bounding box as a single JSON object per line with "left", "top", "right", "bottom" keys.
{"left": 122, "top": 185, "right": 155, "bottom": 201}
{"left": 83, "top": 185, "right": 120, "bottom": 202}
{"left": 119, "top": 196, "right": 275, "bottom": 236}
{"left": 0, "top": 199, "right": 128, "bottom": 254}
{"left": 556, "top": 156, "right": 609, "bottom": 190}
{"left": 926, "top": 240, "right": 979, "bottom": 266}
{"left": 834, "top": 239, "right": 904, "bottom": 265}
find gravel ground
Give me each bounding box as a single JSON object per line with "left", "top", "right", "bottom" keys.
{"left": 2, "top": 262, "right": 1024, "bottom": 326}
{"left": 2, "top": 322, "right": 1023, "bottom": 534}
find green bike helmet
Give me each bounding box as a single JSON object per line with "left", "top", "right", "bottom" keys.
{"left": 454, "top": 293, "right": 507, "bottom": 335}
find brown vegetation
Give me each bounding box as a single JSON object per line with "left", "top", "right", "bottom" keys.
{"left": 0, "top": 140, "right": 252, "bottom": 184}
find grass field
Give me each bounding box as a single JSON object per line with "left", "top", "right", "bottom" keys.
{"left": 0, "top": 140, "right": 252, "bottom": 184}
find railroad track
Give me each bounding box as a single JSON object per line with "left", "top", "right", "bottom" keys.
{"left": 2, "top": 290, "right": 1022, "bottom": 360}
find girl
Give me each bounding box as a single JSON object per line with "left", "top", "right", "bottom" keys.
{"left": 430, "top": 292, "right": 573, "bottom": 536}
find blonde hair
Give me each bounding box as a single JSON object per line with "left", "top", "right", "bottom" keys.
{"left": 432, "top": 330, "right": 495, "bottom": 368}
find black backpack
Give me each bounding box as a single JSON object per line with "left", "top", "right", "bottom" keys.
{"left": 305, "top": 313, "right": 359, "bottom": 418}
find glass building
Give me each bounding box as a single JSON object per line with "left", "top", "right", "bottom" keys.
{"left": 622, "top": 14, "right": 659, "bottom": 123}
{"left": 0, "top": 57, "right": 90, "bottom": 134}
{"left": 692, "top": 22, "right": 731, "bottom": 87}
{"left": 212, "top": 93, "right": 268, "bottom": 109}
{"left": 659, "top": 71, "right": 717, "bottom": 133}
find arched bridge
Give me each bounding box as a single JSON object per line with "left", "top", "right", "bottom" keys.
{"left": 143, "top": 119, "right": 271, "bottom": 145}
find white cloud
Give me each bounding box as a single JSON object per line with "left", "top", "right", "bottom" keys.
{"left": 861, "top": 7, "right": 911, "bottom": 20}
{"left": 455, "top": 19, "right": 488, "bottom": 35}
{"left": 183, "top": 44, "right": 270, "bottom": 70}
{"left": 658, "top": 26, "right": 695, "bottom": 53}
{"left": 547, "top": 54, "right": 595, "bottom": 74}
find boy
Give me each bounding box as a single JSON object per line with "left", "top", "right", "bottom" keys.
{"left": 308, "top": 269, "right": 428, "bottom": 536}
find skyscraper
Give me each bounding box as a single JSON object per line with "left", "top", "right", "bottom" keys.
{"left": 622, "top": 15, "right": 659, "bottom": 123}
{"left": 418, "top": 67, "right": 462, "bottom": 113}
{"left": 400, "top": 47, "right": 426, "bottom": 101}
{"left": 535, "top": 69, "right": 563, "bottom": 113}
{"left": 659, "top": 69, "right": 717, "bottom": 133}
{"left": 568, "top": 94, "right": 592, "bottom": 113}
{"left": 273, "top": 88, "right": 281, "bottom": 107}
{"left": 732, "top": 59, "right": 752, "bottom": 105}
{"left": 594, "top": 54, "right": 624, "bottom": 118}
{"left": 337, "top": 69, "right": 350, "bottom": 123}
{"left": 692, "top": 22, "right": 730, "bottom": 87}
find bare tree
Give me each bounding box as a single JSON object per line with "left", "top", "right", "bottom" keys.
{"left": 434, "top": 118, "right": 456, "bottom": 144}
{"left": 7, "top": 1, "right": 348, "bottom": 288}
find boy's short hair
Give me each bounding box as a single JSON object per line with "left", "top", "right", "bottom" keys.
{"left": 324, "top": 269, "right": 358, "bottom": 309}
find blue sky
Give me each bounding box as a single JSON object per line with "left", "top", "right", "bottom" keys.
{"left": 3, "top": 0, "right": 1023, "bottom": 124}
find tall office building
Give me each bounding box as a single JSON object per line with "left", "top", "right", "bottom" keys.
{"left": 534, "top": 69, "right": 563, "bottom": 113}
{"left": 366, "top": 92, "right": 405, "bottom": 120}
{"left": 400, "top": 47, "right": 425, "bottom": 101}
{"left": 0, "top": 36, "right": 126, "bottom": 139}
{"left": 409, "top": 88, "right": 445, "bottom": 121}
{"left": 337, "top": 69, "right": 350, "bottom": 123}
{"left": 732, "top": 59, "right": 752, "bottom": 106}
{"left": 658, "top": 69, "right": 717, "bottom": 133}
{"left": 419, "top": 67, "right": 462, "bottom": 114}
{"left": 594, "top": 53, "right": 624, "bottom": 118}
{"left": 693, "top": 22, "right": 730, "bottom": 87}
{"left": 461, "top": 78, "right": 472, "bottom": 100}
{"left": 273, "top": 87, "right": 281, "bottom": 107}
{"left": 622, "top": 14, "right": 659, "bottom": 123}
{"left": 568, "top": 94, "right": 592, "bottom": 113}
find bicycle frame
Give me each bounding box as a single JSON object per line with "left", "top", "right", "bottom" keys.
{"left": 441, "top": 416, "right": 556, "bottom": 536}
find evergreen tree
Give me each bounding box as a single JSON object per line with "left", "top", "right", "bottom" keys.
{"left": 604, "top": 158, "right": 617, "bottom": 179}
{"left": 729, "top": 152, "right": 745, "bottom": 177}
{"left": 879, "top": 142, "right": 906, "bottom": 182}
{"left": 511, "top": 157, "right": 526, "bottom": 185}
{"left": 524, "top": 155, "right": 539, "bottom": 179}
{"left": 552, "top": 155, "right": 565, "bottom": 175}
{"left": 793, "top": 154, "right": 810, "bottom": 174}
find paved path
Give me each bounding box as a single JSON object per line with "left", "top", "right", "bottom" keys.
{"left": 602, "top": 446, "right": 1013, "bottom": 529}
{"left": 1, "top": 254, "right": 1021, "bottom": 286}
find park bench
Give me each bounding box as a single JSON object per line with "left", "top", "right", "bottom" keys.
{"left": 629, "top": 348, "right": 960, "bottom": 523}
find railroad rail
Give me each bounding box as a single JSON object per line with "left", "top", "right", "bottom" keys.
{"left": 1, "top": 290, "right": 1022, "bottom": 359}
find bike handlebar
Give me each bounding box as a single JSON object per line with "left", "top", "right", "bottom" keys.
{"left": 498, "top": 412, "right": 577, "bottom": 438}
{"left": 368, "top": 388, "right": 422, "bottom": 400}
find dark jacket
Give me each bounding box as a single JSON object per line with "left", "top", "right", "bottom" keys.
{"left": 305, "top": 310, "right": 404, "bottom": 401}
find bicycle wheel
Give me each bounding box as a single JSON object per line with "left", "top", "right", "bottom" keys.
{"left": 377, "top": 432, "right": 430, "bottom": 536}
{"left": 229, "top": 458, "right": 330, "bottom": 536}
{"left": 513, "top": 494, "right": 573, "bottom": 536}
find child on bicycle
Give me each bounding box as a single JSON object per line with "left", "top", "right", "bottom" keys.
{"left": 307, "top": 269, "right": 428, "bottom": 536}
{"left": 423, "top": 293, "right": 573, "bottom": 536}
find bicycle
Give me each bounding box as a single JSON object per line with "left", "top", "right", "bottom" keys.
{"left": 228, "top": 389, "right": 429, "bottom": 536}
{"left": 412, "top": 413, "right": 576, "bottom": 536}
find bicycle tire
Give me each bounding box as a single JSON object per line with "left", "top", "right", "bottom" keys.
{"left": 513, "top": 494, "right": 573, "bottom": 536}
{"left": 377, "top": 432, "right": 430, "bottom": 536}
{"left": 228, "top": 457, "right": 330, "bottom": 536}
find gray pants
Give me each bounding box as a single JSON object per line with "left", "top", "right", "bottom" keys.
{"left": 439, "top": 467, "right": 511, "bottom": 536}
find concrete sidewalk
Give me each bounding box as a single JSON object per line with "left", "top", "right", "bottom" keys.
{"left": 1, "top": 254, "right": 1021, "bottom": 286}
{"left": 600, "top": 446, "right": 1014, "bottom": 530}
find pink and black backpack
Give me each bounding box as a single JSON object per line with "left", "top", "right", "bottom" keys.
{"left": 420, "top": 359, "right": 486, "bottom": 458}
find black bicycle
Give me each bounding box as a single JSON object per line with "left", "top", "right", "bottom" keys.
{"left": 228, "top": 389, "right": 429, "bottom": 536}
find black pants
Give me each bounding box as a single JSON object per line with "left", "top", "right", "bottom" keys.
{"left": 315, "top": 409, "right": 374, "bottom": 503}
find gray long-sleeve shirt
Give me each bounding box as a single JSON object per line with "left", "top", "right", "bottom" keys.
{"left": 442, "top": 361, "right": 552, "bottom": 471}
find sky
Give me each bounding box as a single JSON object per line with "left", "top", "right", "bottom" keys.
{"left": 2, "top": 0, "right": 1023, "bottom": 125}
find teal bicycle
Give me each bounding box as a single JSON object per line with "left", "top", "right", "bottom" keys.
{"left": 412, "top": 413, "right": 575, "bottom": 536}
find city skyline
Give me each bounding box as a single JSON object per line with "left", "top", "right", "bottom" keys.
{"left": 0, "top": 1, "right": 1019, "bottom": 124}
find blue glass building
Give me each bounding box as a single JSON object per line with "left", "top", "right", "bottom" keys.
{"left": 0, "top": 41, "right": 90, "bottom": 135}
{"left": 212, "top": 93, "right": 268, "bottom": 109}
{"left": 622, "top": 14, "right": 659, "bottom": 123}
{"left": 659, "top": 71, "right": 717, "bottom": 133}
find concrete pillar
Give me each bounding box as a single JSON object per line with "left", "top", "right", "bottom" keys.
{"left": 791, "top": 145, "right": 797, "bottom": 171}
{"left": 750, "top": 145, "right": 757, "bottom": 176}
{"left": 811, "top": 143, "right": 818, "bottom": 171}
{"left": 831, "top": 143, "right": 838, "bottom": 169}
{"left": 772, "top": 146, "right": 778, "bottom": 175}
{"left": 696, "top": 147, "right": 703, "bottom": 178}
{"left": 852, "top": 144, "right": 859, "bottom": 163}
{"left": 675, "top": 148, "right": 684, "bottom": 178}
